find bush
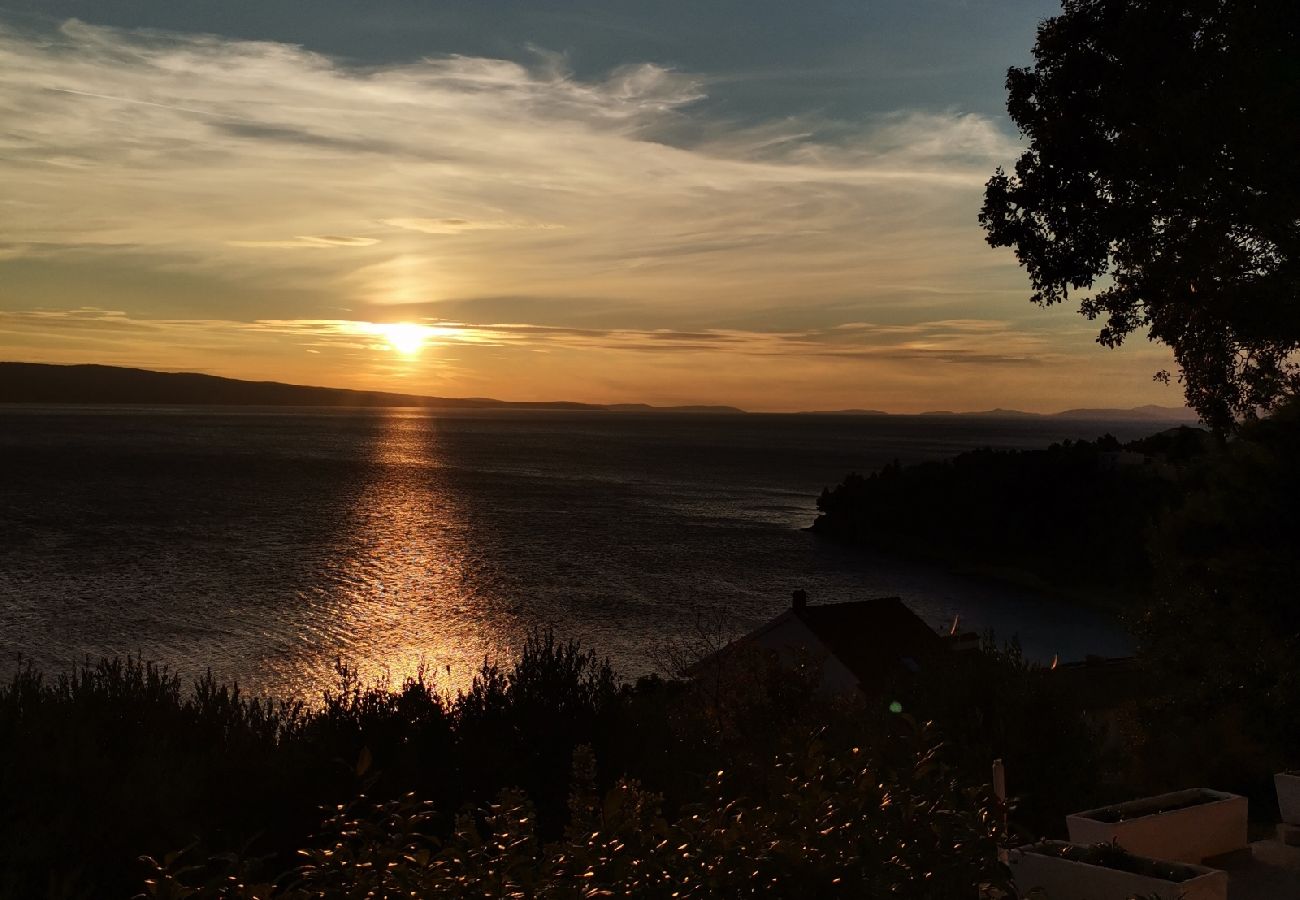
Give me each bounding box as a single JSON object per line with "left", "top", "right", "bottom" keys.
{"left": 140, "top": 728, "right": 1014, "bottom": 899}
{"left": 912, "top": 638, "right": 1114, "bottom": 838}
{"left": 0, "top": 632, "right": 617, "bottom": 900}
{"left": 1132, "top": 400, "right": 1300, "bottom": 798}
{"left": 1, "top": 628, "right": 1112, "bottom": 898}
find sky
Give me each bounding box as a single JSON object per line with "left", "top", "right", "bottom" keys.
{"left": 0, "top": 1, "right": 1183, "bottom": 412}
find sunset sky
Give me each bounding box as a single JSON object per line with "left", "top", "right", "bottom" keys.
{"left": 0, "top": 1, "right": 1182, "bottom": 412}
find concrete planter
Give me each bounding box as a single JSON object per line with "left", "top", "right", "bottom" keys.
{"left": 1277, "top": 772, "right": 1300, "bottom": 825}
{"left": 1008, "top": 841, "right": 1227, "bottom": 900}
{"left": 1065, "top": 788, "right": 1247, "bottom": 863}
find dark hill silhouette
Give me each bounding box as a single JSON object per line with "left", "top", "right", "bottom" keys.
{"left": 1052, "top": 404, "right": 1198, "bottom": 422}
{"left": 795, "top": 408, "right": 892, "bottom": 417}
{"left": 803, "top": 405, "right": 1196, "bottom": 421}
{"left": 811, "top": 428, "right": 1210, "bottom": 594}
{"left": 605, "top": 403, "right": 745, "bottom": 414}
{"left": 0, "top": 363, "right": 749, "bottom": 412}
{"left": 0, "top": 363, "right": 604, "bottom": 410}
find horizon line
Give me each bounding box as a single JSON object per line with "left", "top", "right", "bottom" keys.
{"left": 0, "top": 360, "right": 1201, "bottom": 421}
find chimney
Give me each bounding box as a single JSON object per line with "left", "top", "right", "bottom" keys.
{"left": 791, "top": 589, "right": 808, "bottom": 612}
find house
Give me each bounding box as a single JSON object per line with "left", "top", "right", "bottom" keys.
{"left": 686, "top": 591, "right": 962, "bottom": 694}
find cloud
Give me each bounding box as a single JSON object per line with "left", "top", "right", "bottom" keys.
{"left": 0, "top": 308, "right": 1052, "bottom": 366}
{"left": 0, "top": 306, "right": 1178, "bottom": 411}
{"left": 0, "top": 17, "right": 1184, "bottom": 411}
{"left": 380, "top": 218, "right": 558, "bottom": 235}
{"left": 0, "top": 17, "right": 1021, "bottom": 315}
{"left": 228, "top": 236, "right": 381, "bottom": 248}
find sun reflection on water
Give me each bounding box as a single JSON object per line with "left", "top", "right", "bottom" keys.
{"left": 264, "top": 411, "right": 513, "bottom": 701}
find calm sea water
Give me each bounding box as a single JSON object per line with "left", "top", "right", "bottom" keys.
{"left": 0, "top": 406, "right": 1160, "bottom": 699}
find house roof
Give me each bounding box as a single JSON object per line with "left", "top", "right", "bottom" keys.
{"left": 686, "top": 595, "right": 947, "bottom": 691}
{"left": 793, "top": 597, "right": 946, "bottom": 687}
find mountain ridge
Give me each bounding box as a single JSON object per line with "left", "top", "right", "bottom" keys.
{"left": 0, "top": 363, "right": 749, "bottom": 413}
{"left": 0, "top": 362, "right": 1197, "bottom": 420}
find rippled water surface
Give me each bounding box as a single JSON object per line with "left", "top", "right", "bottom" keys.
{"left": 0, "top": 407, "right": 1157, "bottom": 698}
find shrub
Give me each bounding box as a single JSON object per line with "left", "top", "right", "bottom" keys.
{"left": 0, "top": 632, "right": 616, "bottom": 900}
{"left": 140, "top": 728, "right": 1015, "bottom": 899}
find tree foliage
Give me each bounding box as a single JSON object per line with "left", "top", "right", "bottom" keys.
{"left": 812, "top": 433, "right": 1198, "bottom": 591}
{"left": 981, "top": 0, "right": 1300, "bottom": 430}
{"left": 1132, "top": 399, "right": 1300, "bottom": 790}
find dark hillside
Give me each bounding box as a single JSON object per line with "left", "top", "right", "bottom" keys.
{"left": 0, "top": 362, "right": 601, "bottom": 409}
{"left": 811, "top": 429, "right": 1214, "bottom": 593}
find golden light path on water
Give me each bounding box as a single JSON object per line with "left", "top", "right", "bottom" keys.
{"left": 257, "top": 411, "right": 514, "bottom": 701}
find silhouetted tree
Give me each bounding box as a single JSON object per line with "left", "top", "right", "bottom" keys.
{"left": 1132, "top": 399, "right": 1300, "bottom": 789}
{"left": 980, "top": 0, "right": 1300, "bottom": 431}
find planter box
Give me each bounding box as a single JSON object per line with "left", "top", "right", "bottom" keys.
{"left": 1008, "top": 841, "right": 1227, "bottom": 900}
{"left": 1278, "top": 771, "right": 1300, "bottom": 825}
{"left": 1065, "top": 788, "right": 1247, "bottom": 863}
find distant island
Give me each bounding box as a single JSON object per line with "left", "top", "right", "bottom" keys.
{"left": 0, "top": 362, "right": 1198, "bottom": 421}
{"left": 802, "top": 405, "right": 1198, "bottom": 422}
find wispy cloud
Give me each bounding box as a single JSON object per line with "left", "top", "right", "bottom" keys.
{"left": 0, "top": 18, "right": 1019, "bottom": 311}
{"left": 0, "top": 18, "right": 1182, "bottom": 410}
{"left": 228, "top": 236, "right": 381, "bottom": 249}
{"left": 3, "top": 307, "right": 1037, "bottom": 351}
{"left": 381, "top": 218, "right": 559, "bottom": 235}
{"left": 0, "top": 305, "right": 1177, "bottom": 410}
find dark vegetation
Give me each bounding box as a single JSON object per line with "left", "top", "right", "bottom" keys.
{"left": 815, "top": 401, "right": 1300, "bottom": 812}
{"left": 139, "top": 729, "right": 1012, "bottom": 899}
{"left": 1034, "top": 841, "right": 1204, "bottom": 883}
{"left": 1079, "top": 789, "right": 1226, "bottom": 824}
{"left": 0, "top": 636, "right": 619, "bottom": 899}
{"left": 2, "top": 629, "right": 1112, "bottom": 899}
{"left": 965, "top": 0, "right": 1300, "bottom": 840}
{"left": 980, "top": 0, "right": 1300, "bottom": 430}
{"left": 812, "top": 427, "right": 1212, "bottom": 594}
{"left": 1131, "top": 401, "right": 1300, "bottom": 794}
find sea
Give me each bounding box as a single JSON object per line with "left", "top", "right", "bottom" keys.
{"left": 0, "top": 406, "right": 1168, "bottom": 700}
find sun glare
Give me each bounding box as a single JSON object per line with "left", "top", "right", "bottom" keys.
{"left": 352, "top": 321, "right": 458, "bottom": 357}
{"left": 379, "top": 323, "right": 428, "bottom": 356}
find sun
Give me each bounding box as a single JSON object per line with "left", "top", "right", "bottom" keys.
{"left": 354, "top": 321, "right": 454, "bottom": 357}
{"left": 379, "top": 323, "right": 427, "bottom": 356}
